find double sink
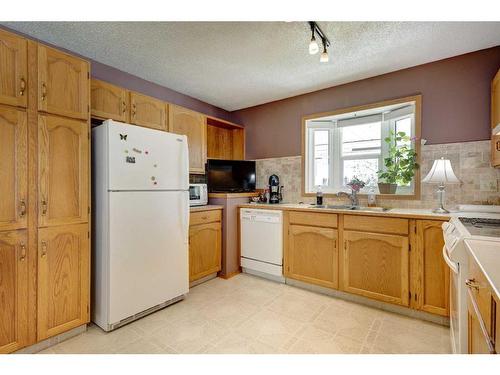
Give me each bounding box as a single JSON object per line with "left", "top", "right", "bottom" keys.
{"left": 310, "top": 204, "right": 390, "bottom": 212}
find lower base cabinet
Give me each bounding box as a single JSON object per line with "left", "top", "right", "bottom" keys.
{"left": 342, "top": 230, "right": 409, "bottom": 306}
{"left": 0, "top": 230, "right": 28, "bottom": 354}
{"left": 189, "top": 210, "right": 222, "bottom": 282}
{"left": 286, "top": 224, "right": 338, "bottom": 289}
{"left": 37, "top": 224, "right": 89, "bottom": 341}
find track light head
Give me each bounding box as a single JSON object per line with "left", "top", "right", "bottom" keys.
{"left": 320, "top": 41, "right": 329, "bottom": 63}
{"left": 309, "top": 35, "right": 319, "bottom": 55}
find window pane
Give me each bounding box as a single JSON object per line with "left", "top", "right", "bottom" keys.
{"left": 343, "top": 159, "right": 379, "bottom": 187}
{"left": 395, "top": 117, "right": 412, "bottom": 147}
{"left": 341, "top": 122, "right": 381, "bottom": 157}
{"left": 313, "top": 130, "right": 329, "bottom": 186}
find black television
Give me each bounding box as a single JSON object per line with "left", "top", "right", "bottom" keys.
{"left": 207, "top": 159, "right": 256, "bottom": 193}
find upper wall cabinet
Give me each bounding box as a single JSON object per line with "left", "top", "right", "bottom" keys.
{"left": 169, "top": 104, "right": 207, "bottom": 174}
{"left": 38, "top": 45, "right": 89, "bottom": 120}
{"left": 492, "top": 69, "right": 500, "bottom": 168}
{"left": 38, "top": 114, "right": 89, "bottom": 228}
{"left": 206, "top": 117, "right": 245, "bottom": 160}
{"left": 130, "top": 92, "right": 168, "bottom": 131}
{"left": 492, "top": 69, "right": 499, "bottom": 131}
{"left": 0, "top": 107, "right": 27, "bottom": 231}
{"left": 91, "top": 79, "right": 129, "bottom": 123}
{"left": 0, "top": 29, "right": 28, "bottom": 108}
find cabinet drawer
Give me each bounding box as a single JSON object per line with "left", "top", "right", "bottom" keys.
{"left": 344, "top": 215, "right": 408, "bottom": 235}
{"left": 289, "top": 211, "right": 337, "bottom": 228}
{"left": 190, "top": 209, "right": 221, "bottom": 226}
{"left": 468, "top": 255, "right": 493, "bottom": 336}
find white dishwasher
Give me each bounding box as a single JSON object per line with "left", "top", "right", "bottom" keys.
{"left": 240, "top": 208, "right": 284, "bottom": 282}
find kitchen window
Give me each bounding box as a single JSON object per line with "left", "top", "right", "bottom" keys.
{"left": 304, "top": 97, "right": 421, "bottom": 197}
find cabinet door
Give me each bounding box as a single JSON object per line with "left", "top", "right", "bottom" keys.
{"left": 38, "top": 44, "right": 89, "bottom": 120}
{"left": 467, "top": 290, "right": 495, "bottom": 354}
{"left": 91, "top": 79, "right": 129, "bottom": 122}
{"left": 189, "top": 222, "right": 221, "bottom": 282}
{"left": 0, "top": 29, "right": 27, "bottom": 108}
{"left": 492, "top": 69, "right": 499, "bottom": 130}
{"left": 130, "top": 92, "right": 167, "bottom": 131}
{"left": 492, "top": 134, "right": 500, "bottom": 168}
{"left": 343, "top": 231, "right": 409, "bottom": 306}
{"left": 414, "top": 220, "right": 449, "bottom": 316}
{"left": 169, "top": 105, "right": 206, "bottom": 174}
{"left": 37, "top": 224, "right": 89, "bottom": 340}
{"left": 286, "top": 224, "right": 338, "bottom": 289}
{"left": 38, "top": 114, "right": 89, "bottom": 227}
{"left": 0, "top": 107, "right": 27, "bottom": 231}
{"left": 0, "top": 230, "right": 28, "bottom": 354}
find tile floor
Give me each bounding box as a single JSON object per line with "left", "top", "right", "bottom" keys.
{"left": 38, "top": 274, "right": 451, "bottom": 354}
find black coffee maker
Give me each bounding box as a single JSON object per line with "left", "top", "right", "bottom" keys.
{"left": 268, "top": 174, "right": 281, "bottom": 204}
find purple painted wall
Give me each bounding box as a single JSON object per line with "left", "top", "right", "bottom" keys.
{"left": 233, "top": 47, "right": 500, "bottom": 159}
{"left": 91, "top": 61, "right": 236, "bottom": 122}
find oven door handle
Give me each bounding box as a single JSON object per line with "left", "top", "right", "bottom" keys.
{"left": 442, "top": 245, "right": 459, "bottom": 274}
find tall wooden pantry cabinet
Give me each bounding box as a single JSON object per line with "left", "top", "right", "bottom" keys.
{"left": 0, "top": 28, "right": 90, "bottom": 353}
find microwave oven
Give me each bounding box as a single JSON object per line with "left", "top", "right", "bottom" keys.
{"left": 189, "top": 184, "right": 208, "bottom": 206}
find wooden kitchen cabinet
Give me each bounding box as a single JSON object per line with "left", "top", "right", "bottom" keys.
{"left": 0, "top": 230, "right": 28, "bottom": 354}
{"left": 169, "top": 104, "right": 207, "bottom": 174}
{"left": 0, "top": 29, "right": 28, "bottom": 108}
{"left": 492, "top": 69, "right": 500, "bottom": 131}
{"left": 413, "top": 220, "right": 449, "bottom": 316}
{"left": 0, "top": 107, "right": 27, "bottom": 231}
{"left": 286, "top": 224, "right": 339, "bottom": 289}
{"left": 37, "top": 44, "right": 89, "bottom": 120}
{"left": 130, "top": 91, "right": 168, "bottom": 131}
{"left": 492, "top": 69, "right": 500, "bottom": 168}
{"left": 189, "top": 210, "right": 222, "bottom": 282}
{"left": 91, "top": 79, "right": 129, "bottom": 122}
{"left": 38, "top": 114, "right": 89, "bottom": 227}
{"left": 37, "top": 223, "right": 89, "bottom": 341}
{"left": 343, "top": 230, "right": 409, "bottom": 306}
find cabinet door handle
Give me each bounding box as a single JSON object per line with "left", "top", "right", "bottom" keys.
{"left": 41, "top": 82, "right": 47, "bottom": 101}
{"left": 41, "top": 199, "right": 47, "bottom": 216}
{"left": 465, "top": 278, "right": 480, "bottom": 291}
{"left": 122, "top": 101, "right": 127, "bottom": 114}
{"left": 19, "top": 242, "right": 26, "bottom": 261}
{"left": 132, "top": 103, "right": 136, "bottom": 117}
{"left": 19, "top": 199, "right": 26, "bottom": 217}
{"left": 496, "top": 140, "right": 500, "bottom": 152}
{"left": 19, "top": 78, "right": 26, "bottom": 96}
{"left": 41, "top": 241, "right": 47, "bottom": 258}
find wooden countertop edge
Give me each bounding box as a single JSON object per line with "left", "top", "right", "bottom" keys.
{"left": 237, "top": 204, "right": 450, "bottom": 221}
{"left": 208, "top": 192, "right": 260, "bottom": 198}
{"left": 190, "top": 205, "right": 224, "bottom": 212}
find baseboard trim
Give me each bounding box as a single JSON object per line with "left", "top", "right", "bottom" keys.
{"left": 285, "top": 278, "right": 450, "bottom": 326}
{"left": 190, "top": 272, "right": 218, "bottom": 287}
{"left": 14, "top": 325, "right": 87, "bottom": 354}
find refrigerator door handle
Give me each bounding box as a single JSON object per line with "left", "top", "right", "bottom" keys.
{"left": 181, "top": 192, "right": 189, "bottom": 245}
{"left": 181, "top": 136, "right": 189, "bottom": 189}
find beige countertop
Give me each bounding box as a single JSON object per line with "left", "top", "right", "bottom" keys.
{"left": 465, "top": 239, "right": 500, "bottom": 300}
{"left": 238, "top": 202, "right": 451, "bottom": 220}
{"left": 190, "top": 204, "right": 223, "bottom": 212}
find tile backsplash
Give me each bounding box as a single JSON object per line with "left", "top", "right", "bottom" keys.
{"left": 255, "top": 140, "right": 500, "bottom": 209}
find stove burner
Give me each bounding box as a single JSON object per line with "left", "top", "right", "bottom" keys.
{"left": 459, "top": 217, "right": 500, "bottom": 228}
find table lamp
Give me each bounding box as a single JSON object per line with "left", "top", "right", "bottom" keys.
{"left": 422, "top": 157, "right": 461, "bottom": 213}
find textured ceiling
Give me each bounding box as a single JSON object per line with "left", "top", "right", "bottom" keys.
{"left": 3, "top": 22, "right": 500, "bottom": 111}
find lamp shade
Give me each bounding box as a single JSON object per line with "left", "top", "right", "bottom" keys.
{"left": 422, "top": 157, "right": 461, "bottom": 184}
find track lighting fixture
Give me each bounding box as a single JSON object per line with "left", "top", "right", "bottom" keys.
{"left": 320, "top": 40, "right": 329, "bottom": 63}
{"left": 308, "top": 26, "right": 319, "bottom": 55}
{"left": 308, "top": 22, "right": 330, "bottom": 63}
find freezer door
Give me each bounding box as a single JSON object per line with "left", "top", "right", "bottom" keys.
{"left": 107, "top": 120, "right": 189, "bottom": 191}
{"left": 108, "top": 190, "right": 189, "bottom": 324}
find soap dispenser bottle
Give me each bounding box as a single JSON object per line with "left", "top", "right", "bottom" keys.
{"left": 367, "top": 186, "right": 376, "bottom": 207}
{"left": 316, "top": 185, "right": 323, "bottom": 206}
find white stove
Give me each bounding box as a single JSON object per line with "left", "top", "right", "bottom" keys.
{"left": 442, "top": 206, "right": 500, "bottom": 354}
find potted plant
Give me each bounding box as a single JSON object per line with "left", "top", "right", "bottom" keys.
{"left": 377, "top": 131, "right": 419, "bottom": 194}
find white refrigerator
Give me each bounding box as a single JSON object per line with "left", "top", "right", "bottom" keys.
{"left": 92, "top": 120, "right": 189, "bottom": 331}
